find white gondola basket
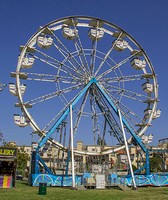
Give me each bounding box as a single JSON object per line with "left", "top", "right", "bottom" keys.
{"left": 21, "top": 57, "right": 35, "bottom": 69}
{"left": 37, "top": 36, "right": 53, "bottom": 49}
{"left": 14, "top": 114, "right": 29, "bottom": 127}
{"left": 62, "top": 27, "right": 78, "bottom": 40}
{"left": 88, "top": 28, "right": 104, "bottom": 41}
{"left": 131, "top": 58, "right": 146, "bottom": 70}
{"left": 113, "top": 39, "right": 128, "bottom": 51}
{"left": 142, "top": 82, "right": 153, "bottom": 93}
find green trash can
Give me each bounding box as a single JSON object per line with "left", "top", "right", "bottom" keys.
{"left": 39, "top": 183, "right": 47, "bottom": 195}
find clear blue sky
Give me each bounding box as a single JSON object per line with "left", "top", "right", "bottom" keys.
{"left": 0, "top": 0, "right": 168, "bottom": 146}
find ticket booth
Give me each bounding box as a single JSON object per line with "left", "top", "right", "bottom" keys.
{"left": 0, "top": 147, "right": 17, "bottom": 188}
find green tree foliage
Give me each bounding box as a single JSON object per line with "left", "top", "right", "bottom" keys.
{"left": 97, "top": 136, "right": 107, "bottom": 146}
{"left": 132, "top": 164, "right": 137, "bottom": 171}
{"left": 150, "top": 154, "right": 163, "bottom": 172}
{"left": 17, "top": 147, "right": 29, "bottom": 175}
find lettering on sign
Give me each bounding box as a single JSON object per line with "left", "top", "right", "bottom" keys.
{"left": 0, "top": 148, "right": 17, "bottom": 156}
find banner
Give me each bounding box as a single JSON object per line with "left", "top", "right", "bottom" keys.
{"left": 0, "top": 147, "right": 17, "bottom": 157}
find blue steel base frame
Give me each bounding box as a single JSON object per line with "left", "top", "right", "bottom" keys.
{"left": 112, "top": 173, "right": 168, "bottom": 187}
{"left": 31, "top": 173, "right": 82, "bottom": 186}
{"left": 30, "top": 173, "right": 168, "bottom": 187}
{"left": 31, "top": 78, "right": 151, "bottom": 186}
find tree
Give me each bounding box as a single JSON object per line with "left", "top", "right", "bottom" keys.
{"left": 97, "top": 136, "right": 107, "bottom": 146}
{"left": 17, "top": 147, "right": 29, "bottom": 176}
{"left": 150, "top": 155, "right": 162, "bottom": 172}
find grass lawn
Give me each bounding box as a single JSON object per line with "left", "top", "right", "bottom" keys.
{"left": 0, "top": 180, "right": 168, "bottom": 200}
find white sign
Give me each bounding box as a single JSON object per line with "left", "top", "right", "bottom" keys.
{"left": 96, "top": 174, "right": 105, "bottom": 189}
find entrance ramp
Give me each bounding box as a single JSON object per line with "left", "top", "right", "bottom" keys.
{"left": 117, "top": 184, "right": 131, "bottom": 191}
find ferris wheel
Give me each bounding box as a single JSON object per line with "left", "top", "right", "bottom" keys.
{"left": 10, "top": 16, "right": 160, "bottom": 156}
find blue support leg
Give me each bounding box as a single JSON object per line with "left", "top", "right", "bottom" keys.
{"left": 146, "top": 150, "right": 150, "bottom": 175}
{"left": 31, "top": 150, "right": 40, "bottom": 175}
{"left": 35, "top": 150, "right": 40, "bottom": 174}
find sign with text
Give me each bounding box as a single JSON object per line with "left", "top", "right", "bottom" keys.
{"left": 0, "top": 147, "right": 17, "bottom": 157}
{"left": 96, "top": 174, "right": 105, "bottom": 189}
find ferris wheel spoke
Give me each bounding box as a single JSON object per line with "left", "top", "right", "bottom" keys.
{"left": 51, "top": 31, "right": 88, "bottom": 77}
{"left": 58, "top": 92, "right": 69, "bottom": 106}
{"left": 104, "top": 83, "right": 149, "bottom": 102}
{"left": 120, "top": 109, "right": 139, "bottom": 133}
{"left": 89, "top": 23, "right": 101, "bottom": 75}
{"left": 100, "top": 74, "right": 145, "bottom": 84}
{"left": 107, "top": 91, "right": 145, "bottom": 125}
{"left": 90, "top": 91, "right": 101, "bottom": 144}
{"left": 35, "top": 48, "right": 65, "bottom": 66}
{"left": 109, "top": 95, "right": 145, "bottom": 128}
{"left": 121, "top": 108, "right": 144, "bottom": 132}
{"left": 52, "top": 42, "right": 86, "bottom": 77}
{"left": 34, "top": 57, "right": 85, "bottom": 84}
{"left": 73, "top": 90, "right": 89, "bottom": 135}
{"left": 34, "top": 51, "right": 83, "bottom": 79}
{"left": 90, "top": 41, "right": 98, "bottom": 76}
{"left": 73, "top": 42, "right": 90, "bottom": 76}
{"left": 34, "top": 50, "right": 80, "bottom": 77}
{"left": 25, "top": 83, "right": 83, "bottom": 105}
{"left": 94, "top": 32, "right": 124, "bottom": 76}
{"left": 107, "top": 89, "right": 144, "bottom": 102}
{"left": 55, "top": 74, "right": 81, "bottom": 84}
{"left": 33, "top": 55, "right": 70, "bottom": 76}
{"left": 24, "top": 72, "right": 80, "bottom": 84}
{"left": 97, "top": 51, "right": 141, "bottom": 80}
{"left": 96, "top": 49, "right": 116, "bottom": 64}
{"left": 42, "top": 89, "right": 85, "bottom": 131}
{"left": 94, "top": 45, "right": 115, "bottom": 77}
{"left": 42, "top": 106, "right": 68, "bottom": 132}
{"left": 71, "top": 19, "right": 90, "bottom": 74}
{"left": 24, "top": 72, "right": 58, "bottom": 83}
